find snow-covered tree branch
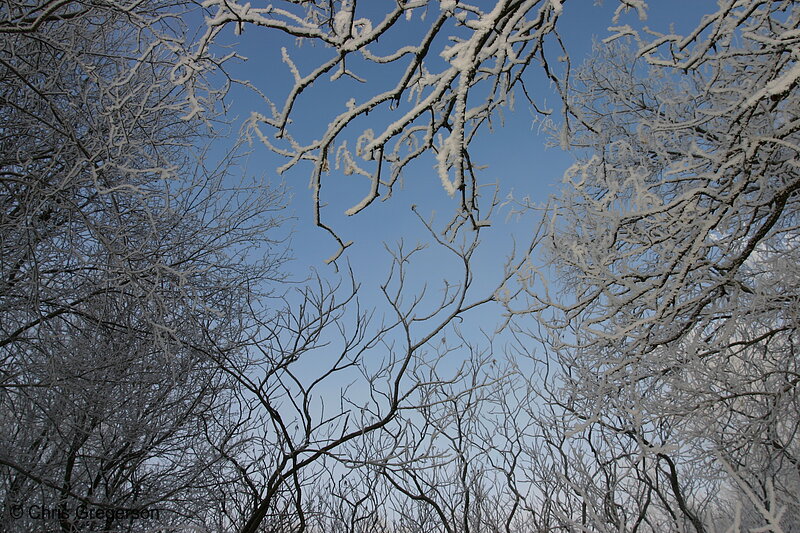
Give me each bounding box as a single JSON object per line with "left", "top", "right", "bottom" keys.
{"left": 195, "top": 0, "right": 578, "bottom": 258}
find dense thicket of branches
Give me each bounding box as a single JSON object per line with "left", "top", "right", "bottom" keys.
{"left": 502, "top": 1, "right": 800, "bottom": 530}
{"left": 2, "top": 1, "right": 798, "bottom": 532}
{"left": 0, "top": 1, "right": 287, "bottom": 531}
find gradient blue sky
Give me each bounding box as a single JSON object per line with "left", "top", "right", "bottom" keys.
{"left": 207, "top": 0, "right": 718, "bottom": 326}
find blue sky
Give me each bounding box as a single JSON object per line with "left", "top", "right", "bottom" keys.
{"left": 180, "top": 0, "right": 725, "bottom": 451}
{"left": 203, "top": 0, "right": 719, "bottom": 332}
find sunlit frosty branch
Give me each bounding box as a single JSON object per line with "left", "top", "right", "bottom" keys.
{"left": 197, "top": 0, "right": 570, "bottom": 258}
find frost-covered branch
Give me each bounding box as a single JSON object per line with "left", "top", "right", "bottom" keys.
{"left": 197, "top": 0, "right": 572, "bottom": 256}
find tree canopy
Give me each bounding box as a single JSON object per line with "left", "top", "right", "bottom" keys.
{"left": 1, "top": 1, "right": 798, "bottom": 532}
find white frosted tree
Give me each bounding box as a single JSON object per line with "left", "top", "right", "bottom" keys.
{"left": 0, "top": 1, "right": 288, "bottom": 531}
{"left": 502, "top": 0, "right": 800, "bottom": 530}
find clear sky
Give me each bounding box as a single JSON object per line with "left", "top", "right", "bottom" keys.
{"left": 204, "top": 0, "right": 720, "bottom": 339}
{"left": 181, "top": 0, "right": 725, "bottom": 460}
